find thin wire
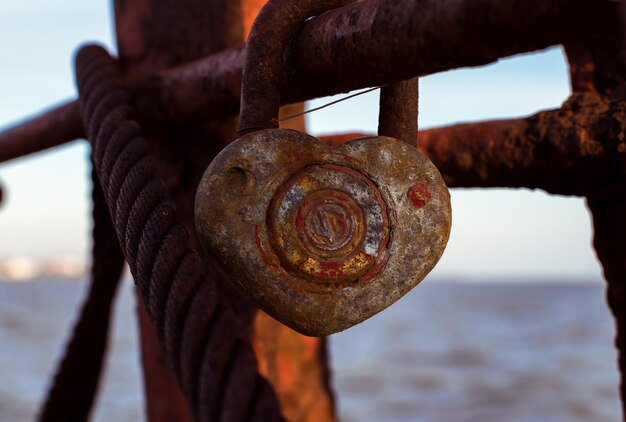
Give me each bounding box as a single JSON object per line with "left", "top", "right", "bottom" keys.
{"left": 279, "top": 86, "right": 382, "bottom": 122}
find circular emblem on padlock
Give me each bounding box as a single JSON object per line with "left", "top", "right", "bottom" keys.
{"left": 195, "top": 0, "right": 451, "bottom": 336}
{"left": 268, "top": 163, "right": 390, "bottom": 288}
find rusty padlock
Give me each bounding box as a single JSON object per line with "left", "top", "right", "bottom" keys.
{"left": 195, "top": 0, "right": 451, "bottom": 336}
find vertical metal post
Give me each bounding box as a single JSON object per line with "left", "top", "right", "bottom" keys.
{"left": 566, "top": 10, "right": 626, "bottom": 415}
{"left": 113, "top": 0, "right": 336, "bottom": 419}
{"left": 587, "top": 197, "right": 626, "bottom": 416}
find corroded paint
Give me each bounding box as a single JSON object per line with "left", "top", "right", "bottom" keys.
{"left": 268, "top": 164, "right": 389, "bottom": 288}
{"left": 254, "top": 224, "right": 280, "bottom": 269}
{"left": 408, "top": 183, "right": 431, "bottom": 209}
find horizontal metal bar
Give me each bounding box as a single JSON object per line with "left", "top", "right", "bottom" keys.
{"left": 0, "top": 101, "right": 82, "bottom": 163}
{"left": 135, "top": 0, "right": 610, "bottom": 121}
{"left": 0, "top": 0, "right": 615, "bottom": 163}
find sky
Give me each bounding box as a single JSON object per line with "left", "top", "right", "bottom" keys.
{"left": 0, "top": 1, "right": 604, "bottom": 281}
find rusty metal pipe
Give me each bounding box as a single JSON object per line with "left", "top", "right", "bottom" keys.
{"left": 587, "top": 197, "right": 626, "bottom": 415}
{"left": 0, "top": 0, "right": 615, "bottom": 163}
{"left": 0, "top": 101, "right": 82, "bottom": 163}
{"left": 140, "top": 0, "right": 610, "bottom": 121}
{"left": 321, "top": 91, "right": 626, "bottom": 196}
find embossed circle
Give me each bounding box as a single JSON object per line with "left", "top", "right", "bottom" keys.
{"left": 268, "top": 164, "right": 390, "bottom": 287}
{"left": 296, "top": 189, "right": 364, "bottom": 258}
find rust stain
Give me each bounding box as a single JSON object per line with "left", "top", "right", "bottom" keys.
{"left": 407, "top": 183, "right": 431, "bottom": 209}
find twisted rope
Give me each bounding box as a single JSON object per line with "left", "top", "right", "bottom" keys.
{"left": 74, "top": 44, "right": 281, "bottom": 421}
{"left": 38, "top": 167, "right": 125, "bottom": 422}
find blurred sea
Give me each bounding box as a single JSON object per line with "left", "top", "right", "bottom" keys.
{"left": 0, "top": 278, "right": 620, "bottom": 422}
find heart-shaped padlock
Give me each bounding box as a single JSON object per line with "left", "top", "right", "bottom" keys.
{"left": 195, "top": 0, "right": 451, "bottom": 336}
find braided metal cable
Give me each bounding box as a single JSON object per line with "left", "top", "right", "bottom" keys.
{"left": 74, "top": 44, "right": 281, "bottom": 421}
{"left": 38, "top": 167, "right": 125, "bottom": 422}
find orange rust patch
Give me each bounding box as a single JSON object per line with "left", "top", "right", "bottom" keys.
{"left": 408, "top": 183, "right": 431, "bottom": 208}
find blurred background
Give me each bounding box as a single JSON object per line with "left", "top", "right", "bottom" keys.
{"left": 0, "top": 1, "right": 619, "bottom": 421}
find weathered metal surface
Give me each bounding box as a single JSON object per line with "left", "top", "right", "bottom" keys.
{"left": 0, "top": 100, "right": 82, "bottom": 163}
{"left": 419, "top": 92, "right": 626, "bottom": 196}
{"left": 241, "top": 2, "right": 337, "bottom": 420}
{"left": 76, "top": 44, "right": 285, "bottom": 421}
{"left": 568, "top": 13, "right": 626, "bottom": 417}
{"left": 0, "top": 0, "right": 617, "bottom": 163}
{"left": 252, "top": 312, "right": 336, "bottom": 422}
{"left": 1, "top": 0, "right": 625, "bottom": 418}
{"left": 319, "top": 89, "right": 626, "bottom": 197}
{"left": 113, "top": 0, "right": 339, "bottom": 419}
{"left": 115, "top": 0, "right": 243, "bottom": 81}
{"left": 237, "top": 0, "right": 353, "bottom": 134}
{"left": 113, "top": 0, "right": 249, "bottom": 420}
{"left": 587, "top": 197, "right": 626, "bottom": 417}
{"left": 136, "top": 297, "right": 195, "bottom": 422}
{"left": 196, "top": 130, "right": 451, "bottom": 335}
{"left": 379, "top": 79, "right": 419, "bottom": 145}
{"left": 6, "top": 92, "right": 626, "bottom": 198}
{"left": 135, "top": 0, "right": 612, "bottom": 123}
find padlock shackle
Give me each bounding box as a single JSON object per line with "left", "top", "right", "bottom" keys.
{"left": 238, "top": 0, "right": 354, "bottom": 136}
{"left": 379, "top": 79, "right": 419, "bottom": 145}
{"left": 238, "top": 0, "right": 419, "bottom": 145}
